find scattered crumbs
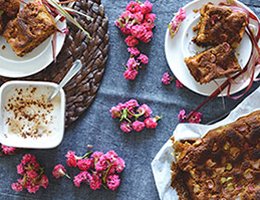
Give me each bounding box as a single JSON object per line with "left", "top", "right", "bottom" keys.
{"left": 193, "top": 9, "right": 199, "bottom": 13}
{"left": 5, "top": 87, "right": 54, "bottom": 139}
{"left": 2, "top": 45, "right": 5, "bottom": 50}
{"left": 186, "top": 33, "right": 189, "bottom": 37}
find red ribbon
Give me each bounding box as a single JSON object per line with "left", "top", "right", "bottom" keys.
{"left": 186, "top": 2, "right": 260, "bottom": 121}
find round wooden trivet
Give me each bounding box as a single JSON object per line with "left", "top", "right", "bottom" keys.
{"left": 0, "top": 0, "right": 109, "bottom": 127}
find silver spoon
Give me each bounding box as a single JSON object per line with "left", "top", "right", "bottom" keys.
{"left": 48, "top": 59, "right": 82, "bottom": 102}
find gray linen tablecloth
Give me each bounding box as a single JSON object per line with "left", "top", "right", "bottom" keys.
{"left": 0, "top": 0, "right": 259, "bottom": 199}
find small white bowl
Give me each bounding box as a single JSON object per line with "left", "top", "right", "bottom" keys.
{"left": 0, "top": 81, "right": 65, "bottom": 149}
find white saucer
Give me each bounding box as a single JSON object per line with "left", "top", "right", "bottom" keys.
{"left": 0, "top": 1, "right": 66, "bottom": 78}
{"left": 165, "top": 0, "right": 260, "bottom": 96}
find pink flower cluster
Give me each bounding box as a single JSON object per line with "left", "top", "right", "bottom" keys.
{"left": 124, "top": 49, "right": 149, "bottom": 80}
{"left": 52, "top": 149, "right": 125, "bottom": 191}
{"left": 110, "top": 99, "right": 161, "bottom": 133}
{"left": 161, "top": 72, "right": 184, "bottom": 88}
{"left": 11, "top": 154, "right": 49, "bottom": 193}
{"left": 115, "top": 1, "right": 156, "bottom": 80}
{"left": 168, "top": 8, "right": 186, "bottom": 38}
{"left": 178, "top": 109, "right": 202, "bottom": 123}
{"left": 0, "top": 144, "right": 16, "bottom": 156}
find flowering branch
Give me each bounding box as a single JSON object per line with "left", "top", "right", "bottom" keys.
{"left": 110, "top": 99, "right": 161, "bottom": 133}
{"left": 115, "top": 0, "right": 156, "bottom": 80}
{"left": 52, "top": 149, "right": 125, "bottom": 191}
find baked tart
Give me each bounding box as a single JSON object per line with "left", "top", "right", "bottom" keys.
{"left": 3, "top": 0, "right": 57, "bottom": 57}
{"left": 193, "top": 3, "right": 247, "bottom": 48}
{"left": 171, "top": 111, "right": 260, "bottom": 200}
{"left": 184, "top": 42, "right": 241, "bottom": 84}
{"left": 0, "top": 0, "right": 20, "bottom": 18}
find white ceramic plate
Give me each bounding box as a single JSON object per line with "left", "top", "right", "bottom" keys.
{"left": 0, "top": 81, "right": 65, "bottom": 149}
{"left": 0, "top": 1, "right": 66, "bottom": 78}
{"left": 165, "top": 0, "right": 260, "bottom": 96}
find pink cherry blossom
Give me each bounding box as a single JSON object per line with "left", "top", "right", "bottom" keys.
{"left": 137, "top": 104, "right": 152, "bottom": 117}
{"left": 125, "top": 35, "right": 139, "bottom": 47}
{"left": 127, "top": 47, "right": 140, "bottom": 56}
{"left": 120, "top": 121, "right": 132, "bottom": 133}
{"left": 21, "top": 154, "right": 37, "bottom": 165}
{"left": 106, "top": 174, "right": 121, "bottom": 191}
{"left": 123, "top": 69, "right": 138, "bottom": 80}
{"left": 126, "top": 1, "right": 141, "bottom": 13}
{"left": 65, "top": 151, "right": 78, "bottom": 167}
{"left": 140, "top": 0, "right": 153, "bottom": 14}
{"left": 175, "top": 79, "right": 184, "bottom": 88}
{"left": 11, "top": 182, "right": 23, "bottom": 192}
{"left": 125, "top": 99, "right": 139, "bottom": 110}
{"left": 95, "top": 155, "right": 108, "bottom": 172}
{"left": 144, "top": 117, "right": 158, "bottom": 129}
{"left": 109, "top": 106, "right": 122, "bottom": 118}
{"left": 13, "top": 154, "right": 48, "bottom": 194}
{"left": 140, "top": 30, "right": 153, "bottom": 43}
{"left": 73, "top": 175, "right": 83, "bottom": 188}
{"left": 108, "top": 156, "right": 126, "bottom": 174}
{"left": 178, "top": 109, "right": 186, "bottom": 122}
{"left": 115, "top": 157, "right": 126, "bottom": 173}
{"left": 176, "top": 8, "right": 186, "bottom": 21}
{"left": 77, "top": 158, "right": 93, "bottom": 171}
{"left": 145, "top": 13, "right": 156, "bottom": 23}
{"left": 52, "top": 164, "right": 67, "bottom": 179}
{"left": 91, "top": 151, "right": 104, "bottom": 163}
{"left": 126, "top": 57, "right": 139, "bottom": 70}
{"left": 105, "top": 150, "right": 119, "bottom": 163}
{"left": 17, "top": 163, "right": 25, "bottom": 175}
{"left": 1, "top": 145, "right": 16, "bottom": 155}
{"left": 27, "top": 185, "right": 40, "bottom": 194}
{"left": 132, "top": 120, "right": 145, "bottom": 132}
{"left": 131, "top": 25, "right": 147, "bottom": 39}
{"left": 161, "top": 72, "right": 172, "bottom": 85}
{"left": 89, "top": 173, "right": 102, "bottom": 190}
{"left": 120, "top": 10, "right": 134, "bottom": 20}
{"left": 73, "top": 171, "right": 92, "bottom": 187}
{"left": 120, "top": 26, "right": 132, "bottom": 35}
{"left": 137, "top": 54, "right": 149, "bottom": 64}
{"left": 116, "top": 103, "right": 127, "bottom": 110}
{"left": 133, "top": 12, "right": 144, "bottom": 23}
{"left": 188, "top": 112, "right": 202, "bottom": 124}
{"left": 143, "top": 22, "right": 155, "bottom": 30}
{"left": 26, "top": 170, "right": 38, "bottom": 179}
{"left": 169, "top": 8, "right": 186, "bottom": 38}
{"left": 40, "top": 175, "right": 49, "bottom": 189}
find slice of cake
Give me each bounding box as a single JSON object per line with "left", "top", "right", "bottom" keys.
{"left": 3, "top": 0, "right": 57, "bottom": 57}
{"left": 171, "top": 110, "right": 260, "bottom": 200}
{"left": 0, "top": 0, "right": 20, "bottom": 18}
{"left": 184, "top": 42, "right": 241, "bottom": 84}
{"left": 0, "top": 14, "right": 3, "bottom": 34}
{"left": 193, "top": 3, "right": 247, "bottom": 48}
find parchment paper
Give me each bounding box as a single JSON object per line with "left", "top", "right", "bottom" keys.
{"left": 151, "top": 87, "right": 260, "bottom": 200}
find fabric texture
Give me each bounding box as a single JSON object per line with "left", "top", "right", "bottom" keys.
{"left": 0, "top": 0, "right": 259, "bottom": 199}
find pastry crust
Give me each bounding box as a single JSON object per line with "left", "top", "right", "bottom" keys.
{"left": 193, "top": 3, "right": 247, "bottom": 48}
{"left": 171, "top": 111, "right": 260, "bottom": 200}
{"left": 0, "top": 14, "right": 3, "bottom": 34}
{"left": 3, "top": 0, "right": 57, "bottom": 57}
{"left": 0, "top": 0, "right": 20, "bottom": 18}
{"left": 184, "top": 42, "right": 241, "bottom": 84}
